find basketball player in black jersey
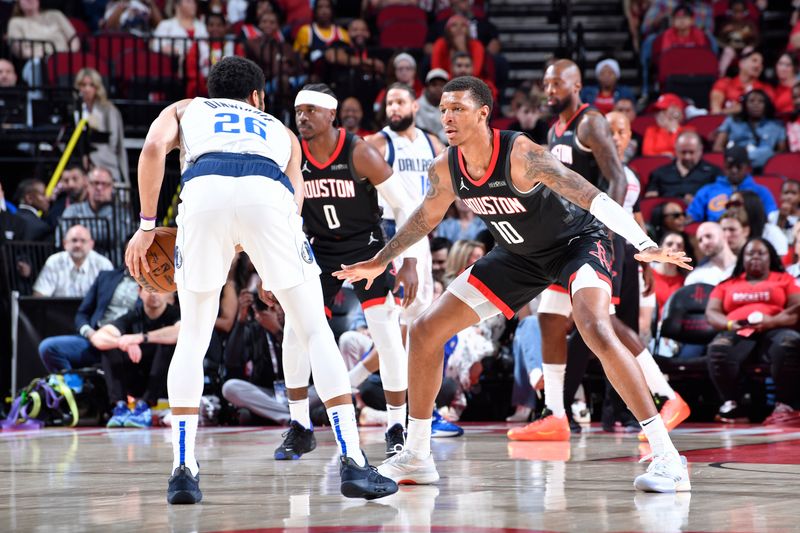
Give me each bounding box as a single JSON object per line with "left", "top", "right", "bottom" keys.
{"left": 335, "top": 76, "right": 692, "bottom": 492}
{"left": 274, "top": 84, "right": 429, "bottom": 461}
{"left": 508, "top": 59, "right": 680, "bottom": 442}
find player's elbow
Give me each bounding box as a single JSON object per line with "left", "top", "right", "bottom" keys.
{"left": 141, "top": 139, "right": 169, "bottom": 161}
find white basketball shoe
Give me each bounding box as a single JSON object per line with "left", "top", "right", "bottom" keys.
{"left": 634, "top": 452, "right": 691, "bottom": 493}
{"left": 377, "top": 449, "right": 440, "bottom": 485}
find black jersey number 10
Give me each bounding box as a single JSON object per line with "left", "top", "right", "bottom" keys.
{"left": 490, "top": 220, "right": 524, "bottom": 244}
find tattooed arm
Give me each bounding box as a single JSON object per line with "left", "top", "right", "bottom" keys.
{"left": 333, "top": 153, "right": 457, "bottom": 287}
{"left": 510, "top": 137, "right": 692, "bottom": 269}
{"left": 576, "top": 112, "right": 627, "bottom": 205}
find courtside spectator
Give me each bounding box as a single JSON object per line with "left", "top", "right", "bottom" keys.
{"left": 705, "top": 237, "right": 800, "bottom": 424}
{"left": 62, "top": 166, "right": 132, "bottom": 246}
{"left": 651, "top": 231, "right": 689, "bottom": 314}
{"left": 720, "top": 208, "right": 750, "bottom": 256}
{"left": 152, "top": 0, "right": 208, "bottom": 58}
{"left": 0, "top": 58, "right": 19, "bottom": 87}
{"left": 727, "top": 189, "right": 788, "bottom": 256}
{"left": 293, "top": 0, "right": 349, "bottom": 64}
{"left": 340, "top": 97, "right": 373, "bottom": 138}
{"left": 713, "top": 89, "right": 786, "bottom": 172}
{"left": 687, "top": 145, "right": 776, "bottom": 222}
{"left": 430, "top": 236, "right": 452, "bottom": 284}
{"left": 47, "top": 164, "right": 88, "bottom": 224}
{"left": 435, "top": 199, "right": 487, "bottom": 243}
{"left": 416, "top": 69, "right": 449, "bottom": 144}
{"left": 649, "top": 201, "right": 692, "bottom": 249}
{"left": 684, "top": 221, "right": 737, "bottom": 285}
{"left": 581, "top": 58, "right": 635, "bottom": 115}
{"left": 431, "top": 15, "right": 486, "bottom": 79}
{"left": 710, "top": 49, "right": 773, "bottom": 115}
{"left": 508, "top": 94, "right": 548, "bottom": 145}
{"left": 75, "top": 68, "right": 129, "bottom": 183}
{"left": 786, "top": 83, "right": 800, "bottom": 152}
{"left": 324, "top": 19, "right": 385, "bottom": 78}
{"left": 716, "top": 0, "right": 760, "bottom": 76}
{"left": 91, "top": 286, "right": 180, "bottom": 428}
{"left": 6, "top": 0, "right": 79, "bottom": 59}
{"left": 771, "top": 53, "right": 797, "bottom": 115}
{"left": 101, "top": 0, "right": 163, "bottom": 35}
{"left": 641, "top": 0, "right": 714, "bottom": 40}
{"left": 768, "top": 180, "right": 800, "bottom": 245}
{"left": 613, "top": 97, "right": 642, "bottom": 162}
{"left": 642, "top": 93, "right": 685, "bottom": 157}
{"left": 13, "top": 178, "right": 53, "bottom": 241}
{"left": 373, "top": 53, "right": 423, "bottom": 115}
{"left": 38, "top": 265, "right": 138, "bottom": 373}
{"left": 646, "top": 130, "right": 720, "bottom": 202}
{"left": 441, "top": 239, "right": 485, "bottom": 287}
{"left": 32, "top": 224, "right": 113, "bottom": 297}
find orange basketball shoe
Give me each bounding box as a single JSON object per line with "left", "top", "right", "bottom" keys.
{"left": 638, "top": 394, "right": 691, "bottom": 441}
{"left": 507, "top": 409, "right": 571, "bottom": 441}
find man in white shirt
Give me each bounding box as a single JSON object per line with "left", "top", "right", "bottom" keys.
{"left": 684, "top": 221, "right": 736, "bottom": 286}
{"left": 33, "top": 224, "right": 113, "bottom": 297}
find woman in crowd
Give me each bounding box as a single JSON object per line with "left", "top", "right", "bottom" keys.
{"left": 710, "top": 49, "right": 773, "bottom": 115}
{"left": 431, "top": 14, "right": 486, "bottom": 79}
{"left": 649, "top": 201, "right": 690, "bottom": 245}
{"left": 651, "top": 231, "right": 689, "bottom": 317}
{"left": 151, "top": 0, "right": 208, "bottom": 58}
{"left": 7, "top": 0, "right": 79, "bottom": 60}
{"left": 727, "top": 189, "right": 788, "bottom": 256}
{"left": 441, "top": 239, "right": 485, "bottom": 288}
{"left": 720, "top": 208, "right": 751, "bottom": 256}
{"left": 713, "top": 89, "right": 786, "bottom": 172}
{"left": 705, "top": 237, "right": 800, "bottom": 423}
{"left": 772, "top": 53, "right": 798, "bottom": 116}
{"left": 74, "top": 68, "right": 128, "bottom": 183}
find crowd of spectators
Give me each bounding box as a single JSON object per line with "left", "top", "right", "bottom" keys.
{"left": 2, "top": 0, "right": 800, "bottom": 429}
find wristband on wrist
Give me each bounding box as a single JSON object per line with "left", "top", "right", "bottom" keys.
{"left": 140, "top": 212, "right": 157, "bottom": 232}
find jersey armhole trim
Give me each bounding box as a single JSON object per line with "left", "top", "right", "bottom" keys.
{"left": 505, "top": 131, "right": 541, "bottom": 196}
{"left": 381, "top": 131, "right": 395, "bottom": 167}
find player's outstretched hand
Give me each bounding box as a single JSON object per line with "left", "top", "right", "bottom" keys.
{"left": 125, "top": 229, "right": 156, "bottom": 279}
{"left": 333, "top": 257, "right": 387, "bottom": 290}
{"left": 634, "top": 247, "right": 693, "bottom": 270}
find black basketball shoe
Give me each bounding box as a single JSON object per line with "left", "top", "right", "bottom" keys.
{"left": 274, "top": 420, "right": 316, "bottom": 460}
{"left": 385, "top": 423, "right": 406, "bottom": 457}
{"left": 167, "top": 464, "right": 202, "bottom": 504}
{"left": 339, "top": 452, "right": 399, "bottom": 500}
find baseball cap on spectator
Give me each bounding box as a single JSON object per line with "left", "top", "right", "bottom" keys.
{"left": 724, "top": 145, "right": 750, "bottom": 166}
{"left": 426, "top": 68, "right": 450, "bottom": 83}
{"left": 654, "top": 93, "right": 685, "bottom": 111}
{"left": 394, "top": 53, "right": 416, "bottom": 69}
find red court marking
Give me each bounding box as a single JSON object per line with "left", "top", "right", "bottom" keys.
{"left": 679, "top": 439, "right": 800, "bottom": 465}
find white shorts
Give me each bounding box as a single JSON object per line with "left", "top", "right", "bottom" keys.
{"left": 398, "top": 248, "right": 434, "bottom": 324}
{"left": 175, "top": 174, "right": 320, "bottom": 292}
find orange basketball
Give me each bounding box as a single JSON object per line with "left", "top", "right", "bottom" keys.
{"left": 135, "top": 227, "right": 178, "bottom": 294}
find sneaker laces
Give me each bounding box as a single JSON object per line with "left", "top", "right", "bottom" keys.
{"left": 639, "top": 453, "right": 682, "bottom": 481}
{"left": 281, "top": 425, "right": 301, "bottom": 448}
{"left": 382, "top": 448, "right": 416, "bottom": 466}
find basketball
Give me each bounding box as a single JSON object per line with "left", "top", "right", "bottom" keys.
{"left": 135, "top": 226, "right": 178, "bottom": 294}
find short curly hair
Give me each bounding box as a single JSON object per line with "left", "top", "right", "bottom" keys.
{"left": 207, "top": 56, "right": 265, "bottom": 101}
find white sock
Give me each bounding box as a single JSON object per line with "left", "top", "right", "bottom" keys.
{"left": 171, "top": 414, "right": 199, "bottom": 476}
{"left": 406, "top": 416, "right": 432, "bottom": 457}
{"left": 542, "top": 363, "right": 566, "bottom": 418}
{"left": 387, "top": 402, "right": 407, "bottom": 430}
{"left": 326, "top": 403, "right": 365, "bottom": 466}
{"left": 636, "top": 350, "right": 676, "bottom": 400}
{"left": 348, "top": 361, "right": 372, "bottom": 388}
{"left": 289, "top": 398, "right": 311, "bottom": 430}
{"left": 640, "top": 414, "right": 678, "bottom": 457}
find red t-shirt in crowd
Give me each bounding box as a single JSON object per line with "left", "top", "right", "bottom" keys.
{"left": 593, "top": 90, "right": 615, "bottom": 114}
{"left": 773, "top": 84, "right": 794, "bottom": 115}
{"left": 709, "top": 271, "right": 800, "bottom": 322}
{"left": 653, "top": 270, "right": 684, "bottom": 313}
{"left": 711, "top": 76, "right": 775, "bottom": 111}
{"left": 642, "top": 124, "right": 684, "bottom": 156}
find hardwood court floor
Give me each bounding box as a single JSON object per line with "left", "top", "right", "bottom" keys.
{"left": 2, "top": 422, "right": 799, "bottom": 532}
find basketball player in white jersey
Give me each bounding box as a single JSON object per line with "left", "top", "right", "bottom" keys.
{"left": 125, "top": 57, "right": 397, "bottom": 504}
{"left": 367, "top": 83, "right": 445, "bottom": 327}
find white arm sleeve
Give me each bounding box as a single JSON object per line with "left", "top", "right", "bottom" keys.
{"left": 375, "top": 177, "right": 429, "bottom": 260}
{"left": 589, "top": 193, "right": 657, "bottom": 252}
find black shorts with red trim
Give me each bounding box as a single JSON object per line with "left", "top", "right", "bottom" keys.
{"left": 467, "top": 232, "right": 614, "bottom": 319}
{"left": 545, "top": 233, "right": 622, "bottom": 305}
{"left": 311, "top": 228, "right": 399, "bottom": 317}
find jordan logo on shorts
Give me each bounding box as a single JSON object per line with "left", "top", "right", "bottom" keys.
{"left": 588, "top": 240, "right": 611, "bottom": 271}
{"left": 368, "top": 232, "right": 378, "bottom": 245}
